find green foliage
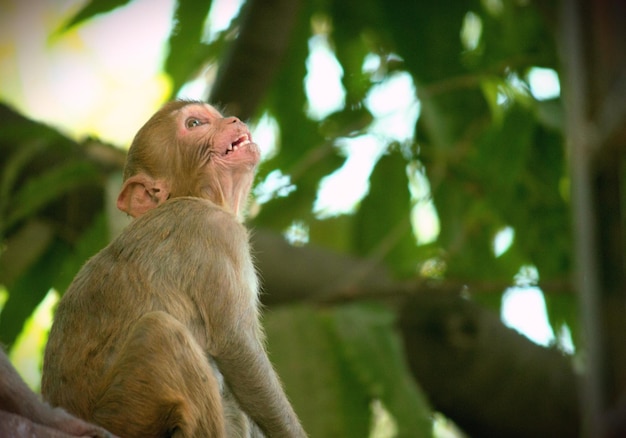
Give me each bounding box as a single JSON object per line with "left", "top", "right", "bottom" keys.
{"left": 4, "top": 161, "right": 101, "bottom": 231}
{"left": 331, "top": 303, "right": 432, "bottom": 437}
{"left": 254, "top": 0, "right": 345, "bottom": 232}
{"left": 477, "top": 0, "right": 556, "bottom": 70}
{"left": 0, "top": 239, "right": 69, "bottom": 347}
{"left": 0, "top": 213, "right": 109, "bottom": 347}
{"left": 58, "top": 0, "right": 133, "bottom": 32}
{"left": 265, "top": 304, "right": 432, "bottom": 438}
{"left": 165, "top": 0, "right": 214, "bottom": 94}
{"left": 265, "top": 305, "right": 372, "bottom": 438}
{"left": 354, "top": 151, "right": 420, "bottom": 277}
{"left": 0, "top": 141, "right": 45, "bottom": 233}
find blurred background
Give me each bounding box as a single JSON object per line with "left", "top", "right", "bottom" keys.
{"left": 1, "top": 0, "right": 625, "bottom": 436}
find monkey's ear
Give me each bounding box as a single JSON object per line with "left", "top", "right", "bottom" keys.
{"left": 117, "top": 174, "right": 170, "bottom": 218}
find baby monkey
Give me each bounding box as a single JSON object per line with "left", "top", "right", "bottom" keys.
{"left": 42, "top": 101, "right": 306, "bottom": 438}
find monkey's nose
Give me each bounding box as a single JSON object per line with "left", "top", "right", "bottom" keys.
{"left": 224, "top": 116, "right": 240, "bottom": 124}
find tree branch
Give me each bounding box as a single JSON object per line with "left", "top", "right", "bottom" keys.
{"left": 399, "top": 292, "right": 580, "bottom": 438}
{"left": 209, "top": 0, "right": 303, "bottom": 120}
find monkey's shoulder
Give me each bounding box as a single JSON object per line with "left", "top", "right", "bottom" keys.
{"left": 113, "top": 196, "right": 249, "bottom": 254}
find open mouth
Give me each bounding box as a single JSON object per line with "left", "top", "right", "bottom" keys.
{"left": 226, "top": 134, "right": 251, "bottom": 155}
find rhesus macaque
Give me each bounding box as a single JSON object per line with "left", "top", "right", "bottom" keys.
{"left": 41, "top": 101, "right": 306, "bottom": 438}
{"left": 0, "top": 348, "right": 114, "bottom": 437}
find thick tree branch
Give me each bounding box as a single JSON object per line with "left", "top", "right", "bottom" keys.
{"left": 209, "top": 0, "right": 302, "bottom": 120}
{"left": 400, "top": 293, "right": 579, "bottom": 438}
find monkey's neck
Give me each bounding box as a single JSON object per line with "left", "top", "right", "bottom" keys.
{"left": 203, "top": 172, "right": 253, "bottom": 221}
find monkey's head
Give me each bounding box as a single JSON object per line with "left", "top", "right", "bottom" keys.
{"left": 117, "top": 100, "right": 260, "bottom": 220}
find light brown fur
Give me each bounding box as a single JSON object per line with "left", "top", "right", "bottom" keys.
{"left": 42, "top": 101, "right": 306, "bottom": 438}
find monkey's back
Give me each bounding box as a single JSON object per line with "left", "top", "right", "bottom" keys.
{"left": 41, "top": 197, "right": 252, "bottom": 419}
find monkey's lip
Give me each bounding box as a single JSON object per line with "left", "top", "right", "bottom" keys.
{"left": 225, "top": 134, "right": 252, "bottom": 155}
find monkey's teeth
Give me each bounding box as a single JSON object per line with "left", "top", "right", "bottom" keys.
{"left": 227, "top": 135, "right": 251, "bottom": 154}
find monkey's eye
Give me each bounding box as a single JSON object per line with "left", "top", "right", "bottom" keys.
{"left": 186, "top": 118, "right": 203, "bottom": 128}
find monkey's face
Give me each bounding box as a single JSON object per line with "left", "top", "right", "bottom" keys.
{"left": 169, "top": 102, "right": 260, "bottom": 215}
{"left": 175, "top": 103, "right": 260, "bottom": 173}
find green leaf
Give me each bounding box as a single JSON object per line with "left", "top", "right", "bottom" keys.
{"left": 59, "top": 0, "right": 133, "bottom": 32}
{"left": 0, "top": 220, "right": 54, "bottom": 288}
{"left": 475, "top": 105, "right": 570, "bottom": 277}
{"left": 308, "top": 215, "right": 355, "bottom": 253}
{"left": 6, "top": 161, "right": 101, "bottom": 230}
{"left": 512, "top": 125, "right": 570, "bottom": 277}
{"left": 265, "top": 305, "right": 371, "bottom": 438}
{"left": 0, "top": 141, "right": 45, "bottom": 234}
{"left": 0, "top": 239, "right": 70, "bottom": 347}
{"left": 379, "top": 0, "right": 491, "bottom": 159}
{"left": 471, "top": 104, "right": 534, "bottom": 204}
{"left": 380, "top": 0, "right": 471, "bottom": 84}
{"left": 318, "top": 106, "right": 374, "bottom": 139}
{"left": 535, "top": 97, "right": 564, "bottom": 131}
{"left": 165, "top": 0, "right": 214, "bottom": 95}
{"left": 544, "top": 291, "right": 579, "bottom": 351}
{"left": 332, "top": 303, "right": 433, "bottom": 437}
{"left": 353, "top": 151, "right": 420, "bottom": 277}
{"left": 330, "top": 0, "right": 386, "bottom": 104}
{"left": 0, "top": 212, "right": 108, "bottom": 347}
{"left": 478, "top": 1, "right": 556, "bottom": 71}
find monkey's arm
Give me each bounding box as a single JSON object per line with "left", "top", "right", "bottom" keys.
{"left": 198, "top": 212, "right": 306, "bottom": 437}
{"left": 216, "top": 334, "right": 306, "bottom": 437}
{"left": 215, "top": 332, "right": 307, "bottom": 437}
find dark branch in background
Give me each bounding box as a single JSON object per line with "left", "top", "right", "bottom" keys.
{"left": 255, "top": 226, "right": 574, "bottom": 306}
{"left": 209, "top": 0, "right": 302, "bottom": 120}
{"left": 400, "top": 293, "right": 580, "bottom": 438}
